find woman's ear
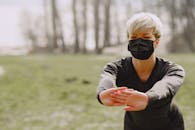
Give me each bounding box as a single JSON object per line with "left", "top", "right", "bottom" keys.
{"left": 154, "top": 38, "right": 160, "bottom": 48}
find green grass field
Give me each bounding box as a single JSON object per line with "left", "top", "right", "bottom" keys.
{"left": 0, "top": 54, "right": 194, "bottom": 130}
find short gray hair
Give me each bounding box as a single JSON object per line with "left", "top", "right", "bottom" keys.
{"left": 127, "top": 12, "right": 162, "bottom": 38}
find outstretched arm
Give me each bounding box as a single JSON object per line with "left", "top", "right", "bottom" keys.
{"left": 110, "top": 64, "right": 185, "bottom": 111}
{"left": 96, "top": 60, "right": 130, "bottom": 106}
{"left": 145, "top": 64, "right": 185, "bottom": 109}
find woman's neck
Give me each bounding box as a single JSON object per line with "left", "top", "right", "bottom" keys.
{"left": 132, "top": 54, "right": 156, "bottom": 74}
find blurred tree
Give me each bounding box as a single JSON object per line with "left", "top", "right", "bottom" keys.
{"left": 21, "top": 0, "right": 195, "bottom": 54}
{"left": 72, "top": 0, "right": 80, "bottom": 53}
{"left": 94, "top": 0, "right": 101, "bottom": 54}
{"left": 51, "top": 0, "right": 58, "bottom": 49}
{"left": 164, "top": 0, "right": 195, "bottom": 52}
{"left": 50, "top": 0, "right": 66, "bottom": 52}
{"left": 21, "top": 0, "right": 66, "bottom": 53}
{"left": 181, "top": 0, "right": 195, "bottom": 52}
{"left": 164, "top": 0, "right": 180, "bottom": 52}
{"left": 20, "top": 11, "right": 45, "bottom": 53}
{"left": 44, "top": 0, "right": 53, "bottom": 51}
{"left": 114, "top": 6, "right": 122, "bottom": 45}
{"left": 103, "top": 0, "right": 111, "bottom": 47}
{"left": 81, "top": 0, "right": 87, "bottom": 53}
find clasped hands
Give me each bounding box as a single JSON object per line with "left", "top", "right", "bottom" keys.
{"left": 99, "top": 87, "right": 149, "bottom": 111}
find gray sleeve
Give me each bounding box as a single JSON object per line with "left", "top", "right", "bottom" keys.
{"left": 146, "top": 64, "right": 185, "bottom": 108}
{"left": 96, "top": 62, "right": 118, "bottom": 104}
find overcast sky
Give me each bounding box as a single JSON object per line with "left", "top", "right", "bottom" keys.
{"left": 0, "top": 0, "right": 71, "bottom": 47}
{"left": 0, "top": 0, "right": 42, "bottom": 7}
{"left": 0, "top": 1, "right": 40, "bottom": 47}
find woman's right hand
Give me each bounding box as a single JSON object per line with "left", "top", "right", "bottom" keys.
{"left": 99, "top": 87, "right": 128, "bottom": 106}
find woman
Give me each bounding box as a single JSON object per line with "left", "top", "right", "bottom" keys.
{"left": 96, "top": 12, "right": 185, "bottom": 130}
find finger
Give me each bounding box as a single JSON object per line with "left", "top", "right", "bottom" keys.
{"left": 120, "top": 91, "right": 130, "bottom": 96}
{"left": 125, "top": 88, "right": 134, "bottom": 92}
{"left": 111, "top": 93, "right": 128, "bottom": 102}
{"left": 113, "top": 87, "right": 128, "bottom": 92}
{"left": 123, "top": 105, "right": 136, "bottom": 111}
{"left": 111, "top": 97, "right": 126, "bottom": 103}
{"left": 115, "top": 87, "right": 131, "bottom": 93}
{"left": 127, "top": 88, "right": 134, "bottom": 91}
{"left": 111, "top": 88, "right": 128, "bottom": 96}
{"left": 121, "top": 89, "right": 134, "bottom": 95}
{"left": 111, "top": 92, "right": 127, "bottom": 99}
{"left": 106, "top": 87, "right": 127, "bottom": 94}
{"left": 118, "top": 86, "right": 128, "bottom": 89}
{"left": 112, "top": 102, "right": 126, "bottom": 106}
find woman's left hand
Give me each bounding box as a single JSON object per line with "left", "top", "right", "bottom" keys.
{"left": 122, "top": 89, "right": 149, "bottom": 111}
{"left": 112, "top": 89, "right": 149, "bottom": 111}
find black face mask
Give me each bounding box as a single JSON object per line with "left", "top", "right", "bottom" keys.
{"left": 128, "top": 38, "right": 154, "bottom": 60}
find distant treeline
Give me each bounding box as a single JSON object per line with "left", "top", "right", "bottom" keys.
{"left": 21, "top": 0, "right": 195, "bottom": 54}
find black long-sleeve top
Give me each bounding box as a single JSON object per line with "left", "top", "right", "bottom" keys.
{"left": 96, "top": 57, "right": 185, "bottom": 129}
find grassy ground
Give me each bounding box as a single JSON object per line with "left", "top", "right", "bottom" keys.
{"left": 0, "top": 54, "right": 194, "bottom": 130}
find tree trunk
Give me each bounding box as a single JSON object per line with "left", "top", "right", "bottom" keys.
{"left": 50, "top": 0, "right": 66, "bottom": 53}
{"left": 57, "top": 18, "right": 66, "bottom": 53}
{"left": 169, "top": 0, "right": 177, "bottom": 52}
{"left": 114, "top": 4, "right": 121, "bottom": 45}
{"left": 44, "top": 0, "right": 53, "bottom": 52}
{"left": 94, "top": 0, "right": 101, "bottom": 54}
{"left": 103, "top": 0, "right": 111, "bottom": 47}
{"left": 51, "top": 0, "right": 58, "bottom": 49}
{"left": 72, "top": 0, "right": 80, "bottom": 53}
{"left": 182, "top": 0, "right": 195, "bottom": 52}
{"left": 82, "top": 0, "right": 87, "bottom": 53}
